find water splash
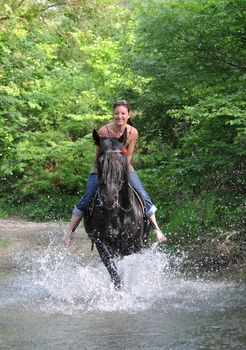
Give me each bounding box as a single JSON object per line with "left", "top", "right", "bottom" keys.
{"left": 25, "top": 243, "right": 173, "bottom": 314}
{"left": 0, "top": 238, "right": 243, "bottom": 316}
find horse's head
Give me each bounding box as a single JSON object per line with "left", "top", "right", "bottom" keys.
{"left": 93, "top": 128, "right": 129, "bottom": 209}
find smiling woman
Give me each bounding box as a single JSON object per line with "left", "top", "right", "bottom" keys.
{"left": 63, "top": 100, "right": 167, "bottom": 248}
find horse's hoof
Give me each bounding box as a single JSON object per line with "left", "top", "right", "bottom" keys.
{"left": 114, "top": 281, "right": 123, "bottom": 291}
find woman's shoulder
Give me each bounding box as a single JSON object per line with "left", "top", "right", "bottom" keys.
{"left": 98, "top": 123, "right": 111, "bottom": 137}
{"left": 129, "top": 125, "right": 138, "bottom": 139}
{"left": 98, "top": 123, "right": 138, "bottom": 139}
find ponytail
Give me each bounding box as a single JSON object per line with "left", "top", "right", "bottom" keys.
{"left": 127, "top": 117, "right": 133, "bottom": 126}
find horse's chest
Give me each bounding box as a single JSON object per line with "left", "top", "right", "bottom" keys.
{"left": 93, "top": 207, "right": 133, "bottom": 238}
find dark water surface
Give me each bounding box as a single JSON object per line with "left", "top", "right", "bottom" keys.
{"left": 0, "top": 239, "right": 245, "bottom": 350}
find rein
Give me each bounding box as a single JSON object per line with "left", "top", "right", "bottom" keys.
{"left": 97, "top": 187, "right": 133, "bottom": 212}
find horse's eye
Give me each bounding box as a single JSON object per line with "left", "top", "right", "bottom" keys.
{"left": 98, "top": 156, "right": 104, "bottom": 163}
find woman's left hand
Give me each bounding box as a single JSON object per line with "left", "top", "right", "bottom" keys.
{"left": 154, "top": 229, "right": 167, "bottom": 243}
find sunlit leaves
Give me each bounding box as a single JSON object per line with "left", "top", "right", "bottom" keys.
{"left": 0, "top": 0, "right": 245, "bottom": 236}
{"left": 0, "top": 0, "right": 134, "bottom": 220}
{"left": 127, "top": 0, "right": 246, "bottom": 241}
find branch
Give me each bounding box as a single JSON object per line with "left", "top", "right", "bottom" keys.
{"left": 39, "top": 2, "right": 80, "bottom": 14}
{"left": 13, "top": 0, "right": 26, "bottom": 11}
{"left": 39, "top": 3, "right": 68, "bottom": 13}
{"left": 196, "top": 45, "right": 246, "bottom": 72}
{"left": 0, "top": 16, "right": 10, "bottom": 21}
{"left": 0, "top": 1, "right": 75, "bottom": 22}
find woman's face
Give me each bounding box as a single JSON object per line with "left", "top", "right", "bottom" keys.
{"left": 113, "top": 106, "right": 130, "bottom": 126}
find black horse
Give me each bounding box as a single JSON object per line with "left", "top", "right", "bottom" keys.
{"left": 84, "top": 128, "right": 150, "bottom": 289}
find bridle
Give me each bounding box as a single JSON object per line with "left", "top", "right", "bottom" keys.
{"left": 97, "top": 148, "right": 133, "bottom": 212}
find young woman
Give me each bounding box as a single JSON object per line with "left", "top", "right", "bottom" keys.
{"left": 63, "top": 100, "right": 167, "bottom": 246}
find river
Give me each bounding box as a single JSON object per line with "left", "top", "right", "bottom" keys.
{"left": 0, "top": 225, "right": 245, "bottom": 350}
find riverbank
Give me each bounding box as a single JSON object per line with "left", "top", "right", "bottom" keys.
{"left": 178, "top": 230, "right": 246, "bottom": 279}
{"left": 0, "top": 218, "right": 245, "bottom": 278}
{"left": 0, "top": 217, "right": 95, "bottom": 272}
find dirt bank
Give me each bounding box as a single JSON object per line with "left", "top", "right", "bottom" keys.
{"left": 0, "top": 217, "right": 94, "bottom": 271}
{"left": 176, "top": 230, "right": 246, "bottom": 279}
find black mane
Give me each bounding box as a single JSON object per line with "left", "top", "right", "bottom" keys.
{"left": 97, "top": 137, "right": 129, "bottom": 185}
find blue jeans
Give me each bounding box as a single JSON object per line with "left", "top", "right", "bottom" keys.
{"left": 72, "top": 172, "right": 157, "bottom": 218}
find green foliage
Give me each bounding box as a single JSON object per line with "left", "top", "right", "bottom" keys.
{"left": 128, "top": 0, "right": 245, "bottom": 243}
{"left": 129, "top": 0, "right": 245, "bottom": 134}
{"left": 0, "top": 0, "right": 245, "bottom": 245}
{"left": 0, "top": 0, "right": 134, "bottom": 220}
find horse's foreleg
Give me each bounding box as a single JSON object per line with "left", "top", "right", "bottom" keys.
{"left": 95, "top": 241, "right": 122, "bottom": 290}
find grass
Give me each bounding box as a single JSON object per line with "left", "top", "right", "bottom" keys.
{"left": 0, "top": 238, "right": 11, "bottom": 248}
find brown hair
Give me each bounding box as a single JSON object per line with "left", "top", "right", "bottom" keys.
{"left": 112, "top": 100, "right": 133, "bottom": 126}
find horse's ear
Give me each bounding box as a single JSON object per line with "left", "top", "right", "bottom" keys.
{"left": 93, "top": 129, "right": 100, "bottom": 146}
{"left": 118, "top": 128, "right": 128, "bottom": 145}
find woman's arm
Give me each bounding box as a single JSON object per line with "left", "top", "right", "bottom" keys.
{"left": 127, "top": 128, "right": 138, "bottom": 163}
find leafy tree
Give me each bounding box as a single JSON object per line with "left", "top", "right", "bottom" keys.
{"left": 127, "top": 0, "right": 246, "bottom": 242}
{"left": 0, "top": 0, "right": 245, "bottom": 247}
{"left": 0, "top": 0, "right": 134, "bottom": 220}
